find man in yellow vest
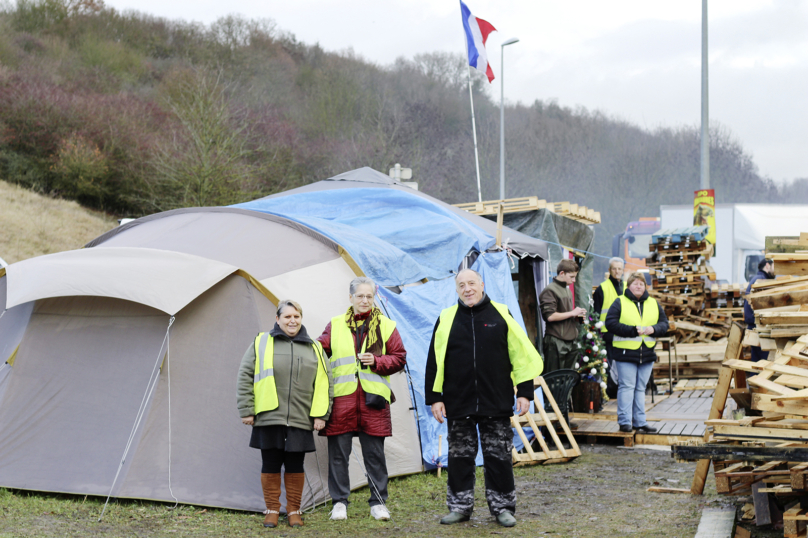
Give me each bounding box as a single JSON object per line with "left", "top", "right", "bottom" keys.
{"left": 593, "top": 257, "right": 624, "bottom": 392}
{"left": 425, "top": 269, "right": 543, "bottom": 528}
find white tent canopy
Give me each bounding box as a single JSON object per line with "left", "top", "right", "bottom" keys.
{"left": 5, "top": 247, "right": 239, "bottom": 316}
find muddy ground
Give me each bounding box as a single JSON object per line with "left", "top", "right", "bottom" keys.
{"left": 0, "top": 442, "right": 782, "bottom": 537}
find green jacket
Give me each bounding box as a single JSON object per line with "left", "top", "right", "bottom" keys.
{"left": 237, "top": 325, "right": 334, "bottom": 429}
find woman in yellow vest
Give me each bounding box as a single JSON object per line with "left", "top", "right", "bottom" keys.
{"left": 316, "top": 276, "right": 407, "bottom": 522}
{"left": 605, "top": 272, "right": 668, "bottom": 434}
{"left": 237, "top": 299, "right": 333, "bottom": 528}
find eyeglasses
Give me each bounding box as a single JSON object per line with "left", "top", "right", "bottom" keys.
{"left": 354, "top": 295, "right": 374, "bottom": 301}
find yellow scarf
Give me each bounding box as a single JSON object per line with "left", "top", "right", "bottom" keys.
{"left": 344, "top": 306, "right": 384, "bottom": 356}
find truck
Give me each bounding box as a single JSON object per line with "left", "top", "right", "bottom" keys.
{"left": 611, "top": 217, "right": 661, "bottom": 273}
{"left": 659, "top": 203, "right": 808, "bottom": 284}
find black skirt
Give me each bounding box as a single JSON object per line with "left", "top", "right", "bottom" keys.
{"left": 249, "top": 425, "right": 316, "bottom": 453}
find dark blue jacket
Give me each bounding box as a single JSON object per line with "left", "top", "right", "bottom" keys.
{"left": 744, "top": 270, "right": 774, "bottom": 326}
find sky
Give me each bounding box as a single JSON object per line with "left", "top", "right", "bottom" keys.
{"left": 103, "top": 0, "right": 808, "bottom": 183}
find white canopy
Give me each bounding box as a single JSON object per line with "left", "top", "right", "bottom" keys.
{"left": 4, "top": 247, "right": 238, "bottom": 315}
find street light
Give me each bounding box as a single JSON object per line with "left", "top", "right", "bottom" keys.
{"left": 500, "top": 37, "right": 519, "bottom": 201}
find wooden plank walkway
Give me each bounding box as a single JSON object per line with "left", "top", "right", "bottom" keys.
{"left": 572, "top": 388, "right": 718, "bottom": 446}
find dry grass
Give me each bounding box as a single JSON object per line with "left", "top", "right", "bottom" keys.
{"left": 0, "top": 180, "right": 117, "bottom": 264}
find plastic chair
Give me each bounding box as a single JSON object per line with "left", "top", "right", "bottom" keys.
{"left": 541, "top": 369, "right": 580, "bottom": 426}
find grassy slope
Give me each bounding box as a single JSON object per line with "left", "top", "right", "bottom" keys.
{"left": 0, "top": 180, "right": 117, "bottom": 264}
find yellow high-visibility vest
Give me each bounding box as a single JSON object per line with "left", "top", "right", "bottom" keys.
{"left": 431, "top": 301, "right": 543, "bottom": 393}
{"left": 612, "top": 295, "right": 660, "bottom": 350}
{"left": 598, "top": 279, "right": 622, "bottom": 333}
{"left": 253, "top": 333, "right": 330, "bottom": 416}
{"left": 329, "top": 314, "right": 397, "bottom": 402}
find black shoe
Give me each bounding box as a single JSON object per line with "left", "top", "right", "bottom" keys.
{"left": 636, "top": 425, "right": 657, "bottom": 433}
{"left": 619, "top": 424, "right": 633, "bottom": 432}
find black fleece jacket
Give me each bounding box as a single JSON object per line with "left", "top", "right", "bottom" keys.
{"left": 424, "top": 294, "right": 535, "bottom": 419}
{"left": 605, "top": 289, "right": 669, "bottom": 365}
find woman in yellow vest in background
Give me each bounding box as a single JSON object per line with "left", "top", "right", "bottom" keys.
{"left": 605, "top": 272, "right": 668, "bottom": 434}
{"left": 316, "top": 276, "right": 407, "bottom": 522}
{"left": 237, "top": 299, "right": 333, "bottom": 529}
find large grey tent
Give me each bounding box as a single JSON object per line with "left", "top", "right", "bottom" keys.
{"left": 0, "top": 168, "right": 549, "bottom": 511}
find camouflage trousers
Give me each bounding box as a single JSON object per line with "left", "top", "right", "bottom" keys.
{"left": 446, "top": 416, "right": 516, "bottom": 516}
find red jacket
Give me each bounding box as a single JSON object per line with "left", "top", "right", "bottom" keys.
{"left": 317, "top": 313, "right": 407, "bottom": 437}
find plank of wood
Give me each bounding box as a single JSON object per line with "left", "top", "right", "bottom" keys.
{"left": 759, "top": 312, "right": 808, "bottom": 326}
{"left": 752, "top": 275, "right": 808, "bottom": 290}
{"left": 691, "top": 366, "right": 735, "bottom": 495}
{"left": 713, "top": 425, "right": 808, "bottom": 441}
{"left": 771, "top": 387, "right": 808, "bottom": 401}
{"left": 753, "top": 394, "right": 808, "bottom": 416}
{"left": 766, "top": 363, "right": 808, "bottom": 379}
{"left": 748, "top": 376, "right": 796, "bottom": 396}
{"left": 647, "top": 487, "right": 692, "bottom": 494}
{"left": 751, "top": 288, "right": 808, "bottom": 311}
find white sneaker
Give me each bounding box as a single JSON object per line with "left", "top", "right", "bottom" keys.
{"left": 330, "top": 502, "right": 347, "bottom": 520}
{"left": 370, "top": 504, "right": 390, "bottom": 521}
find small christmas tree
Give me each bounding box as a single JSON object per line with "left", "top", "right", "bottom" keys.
{"left": 575, "top": 313, "right": 609, "bottom": 401}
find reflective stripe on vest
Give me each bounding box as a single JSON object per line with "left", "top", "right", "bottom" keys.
{"left": 598, "top": 279, "right": 621, "bottom": 333}
{"left": 253, "top": 333, "right": 331, "bottom": 417}
{"left": 431, "top": 301, "right": 543, "bottom": 393}
{"left": 329, "top": 314, "right": 396, "bottom": 402}
{"left": 612, "top": 295, "right": 659, "bottom": 351}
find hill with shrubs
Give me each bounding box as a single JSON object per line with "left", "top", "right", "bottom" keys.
{"left": 1, "top": 0, "right": 806, "bottom": 263}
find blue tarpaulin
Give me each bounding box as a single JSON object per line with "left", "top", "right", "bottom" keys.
{"left": 235, "top": 186, "right": 543, "bottom": 466}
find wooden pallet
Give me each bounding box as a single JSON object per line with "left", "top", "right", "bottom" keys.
{"left": 453, "top": 196, "right": 601, "bottom": 224}
{"left": 511, "top": 376, "right": 582, "bottom": 465}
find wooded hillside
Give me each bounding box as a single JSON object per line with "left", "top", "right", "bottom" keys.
{"left": 1, "top": 0, "right": 805, "bottom": 265}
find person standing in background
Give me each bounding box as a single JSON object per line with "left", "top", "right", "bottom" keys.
{"left": 744, "top": 259, "right": 775, "bottom": 363}
{"left": 539, "top": 259, "right": 586, "bottom": 374}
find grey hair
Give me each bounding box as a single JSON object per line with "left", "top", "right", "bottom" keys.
{"left": 276, "top": 299, "right": 302, "bottom": 317}
{"left": 455, "top": 268, "right": 483, "bottom": 283}
{"left": 349, "top": 276, "right": 376, "bottom": 295}
{"left": 608, "top": 257, "right": 625, "bottom": 268}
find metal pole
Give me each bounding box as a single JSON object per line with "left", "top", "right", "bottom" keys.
{"left": 700, "top": 0, "right": 709, "bottom": 189}
{"left": 500, "top": 45, "right": 505, "bottom": 201}
{"left": 499, "top": 38, "right": 519, "bottom": 201}
{"left": 467, "top": 66, "right": 483, "bottom": 203}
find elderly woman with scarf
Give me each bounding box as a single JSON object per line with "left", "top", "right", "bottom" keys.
{"left": 317, "top": 276, "right": 407, "bottom": 522}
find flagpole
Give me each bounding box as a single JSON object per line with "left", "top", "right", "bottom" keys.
{"left": 467, "top": 66, "right": 483, "bottom": 203}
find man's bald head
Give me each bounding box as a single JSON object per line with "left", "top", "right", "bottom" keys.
{"left": 455, "top": 269, "right": 484, "bottom": 307}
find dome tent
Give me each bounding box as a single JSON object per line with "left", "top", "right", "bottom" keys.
{"left": 0, "top": 168, "right": 549, "bottom": 511}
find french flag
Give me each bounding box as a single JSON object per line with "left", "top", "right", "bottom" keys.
{"left": 459, "top": 1, "right": 497, "bottom": 83}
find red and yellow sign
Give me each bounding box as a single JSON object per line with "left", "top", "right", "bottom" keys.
{"left": 693, "top": 189, "right": 716, "bottom": 250}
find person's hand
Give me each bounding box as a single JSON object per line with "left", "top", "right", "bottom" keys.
{"left": 313, "top": 418, "right": 326, "bottom": 431}
{"left": 431, "top": 402, "right": 446, "bottom": 424}
{"left": 358, "top": 352, "right": 376, "bottom": 367}
{"left": 638, "top": 326, "right": 653, "bottom": 336}
{"left": 242, "top": 416, "right": 254, "bottom": 426}
{"left": 516, "top": 397, "right": 531, "bottom": 416}
{"left": 572, "top": 307, "right": 587, "bottom": 317}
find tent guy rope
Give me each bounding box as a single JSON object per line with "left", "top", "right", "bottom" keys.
{"left": 99, "top": 316, "right": 175, "bottom": 522}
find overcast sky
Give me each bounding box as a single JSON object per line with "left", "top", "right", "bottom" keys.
{"left": 104, "top": 0, "right": 807, "bottom": 183}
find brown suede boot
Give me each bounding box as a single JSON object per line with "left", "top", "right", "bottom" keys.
{"left": 261, "top": 473, "right": 281, "bottom": 528}
{"left": 284, "top": 472, "right": 305, "bottom": 528}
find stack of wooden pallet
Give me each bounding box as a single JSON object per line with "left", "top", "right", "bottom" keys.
{"left": 669, "top": 244, "right": 808, "bottom": 536}
{"left": 647, "top": 227, "right": 735, "bottom": 344}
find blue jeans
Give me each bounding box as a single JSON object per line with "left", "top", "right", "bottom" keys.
{"left": 614, "top": 360, "right": 654, "bottom": 428}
